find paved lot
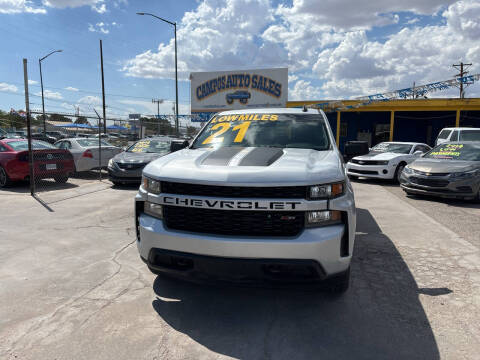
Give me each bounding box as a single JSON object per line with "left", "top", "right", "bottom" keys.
{"left": 1, "top": 180, "right": 480, "bottom": 359}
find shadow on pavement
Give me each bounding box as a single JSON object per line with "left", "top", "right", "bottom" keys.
{"left": 150, "top": 208, "right": 441, "bottom": 360}
{"left": 0, "top": 179, "right": 79, "bottom": 194}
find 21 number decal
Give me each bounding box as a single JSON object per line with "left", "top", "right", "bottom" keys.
{"left": 202, "top": 121, "right": 251, "bottom": 145}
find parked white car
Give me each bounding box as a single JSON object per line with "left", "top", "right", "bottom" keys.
{"left": 55, "top": 138, "right": 122, "bottom": 172}
{"left": 346, "top": 142, "right": 431, "bottom": 182}
{"left": 435, "top": 127, "right": 480, "bottom": 146}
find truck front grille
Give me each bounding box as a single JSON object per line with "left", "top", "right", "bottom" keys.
{"left": 163, "top": 206, "right": 305, "bottom": 237}
{"left": 161, "top": 181, "right": 307, "bottom": 199}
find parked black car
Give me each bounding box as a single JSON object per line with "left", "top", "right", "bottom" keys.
{"left": 31, "top": 133, "right": 57, "bottom": 144}
{"left": 107, "top": 137, "right": 187, "bottom": 185}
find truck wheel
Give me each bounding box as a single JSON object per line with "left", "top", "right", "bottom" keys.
{"left": 54, "top": 175, "right": 69, "bottom": 183}
{"left": 324, "top": 267, "right": 350, "bottom": 294}
{"left": 226, "top": 97, "right": 233, "bottom": 105}
{"left": 0, "top": 166, "right": 11, "bottom": 188}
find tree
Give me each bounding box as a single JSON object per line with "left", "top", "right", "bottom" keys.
{"left": 74, "top": 116, "right": 89, "bottom": 125}
{"left": 48, "top": 113, "right": 70, "bottom": 122}
{"left": 186, "top": 126, "right": 198, "bottom": 137}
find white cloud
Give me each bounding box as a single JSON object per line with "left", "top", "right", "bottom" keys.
{"left": 0, "top": 82, "right": 18, "bottom": 93}
{"left": 117, "top": 99, "right": 189, "bottom": 115}
{"left": 41, "top": 0, "right": 106, "bottom": 13}
{"left": 34, "top": 89, "right": 63, "bottom": 99}
{"left": 289, "top": 80, "right": 322, "bottom": 100}
{"left": 88, "top": 21, "right": 117, "bottom": 34}
{"left": 77, "top": 95, "right": 102, "bottom": 105}
{"left": 288, "top": 74, "right": 299, "bottom": 83}
{"left": 64, "top": 86, "right": 79, "bottom": 92}
{"left": 28, "top": 79, "right": 38, "bottom": 85}
{"left": 122, "top": 0, "right": 480, "bottom": 100}
{"left": 275, "top": 0, "right": 449, "bottom": 31}
{"left": 123, "top": 0, "right": 276, "bottom": 80}
{"left": 0, "top": 0, "right": 46, "bottom": 14}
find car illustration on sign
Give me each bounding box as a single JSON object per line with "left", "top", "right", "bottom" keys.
{"left": 226, "top": 90, "right": 251, "bottom": 105}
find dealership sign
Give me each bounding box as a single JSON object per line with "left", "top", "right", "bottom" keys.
{"left": 190, "top": 68, "right": 288, "bottom": 122}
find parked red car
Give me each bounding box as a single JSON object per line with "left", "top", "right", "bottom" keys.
{"left": 0, "top": 139, "right": 75, "bottom": 188}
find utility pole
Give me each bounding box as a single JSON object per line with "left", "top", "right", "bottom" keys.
{"left": 453, "top": 62, "right": 472, "bottom": 98}
{"left": 39, "top": 49, "right": 62, "bottom": 134}
{"left": 137, "top": 12, "right": 179, "bottom": 136}
{"left": 152, "top": 98, "right": 163, "bottom": 134}
{"left": 100, "top": 40, "right": 107, "bottom": 134}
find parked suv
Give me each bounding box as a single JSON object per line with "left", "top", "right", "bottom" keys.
{"left": 135, "top": 108, "right": 357, "bottom": 292}
{"left": 435, "top": 127, "right": 480, "bottom": 145}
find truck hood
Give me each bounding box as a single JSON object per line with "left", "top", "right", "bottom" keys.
{"left": 143, "top": 147, "right": 344, "bottom": 186}
{"left": 353, "top": 152, "right": 405, "bottom": 161}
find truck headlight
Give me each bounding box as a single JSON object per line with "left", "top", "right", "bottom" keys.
{"left": 306, "top": 210, "right": 342, "bottom": 227}
{"left": 108, "top": 159, "right": 115, "bottom": 168}
{"left": 402, "top": 166, "right": 414, "bottom": 175}
{"left": 144, "top": 201, "right": 163, "bottom": 219}
{"left": 142, "top": 176, "right": 161, "bottom": 194}
{"left": 309, "top": 183, "right": 344, "bottom": 199}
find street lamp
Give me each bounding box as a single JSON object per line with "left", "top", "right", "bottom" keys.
{"left": 137, "top": 12, "right": 179, "bottom": 136}
{"left": 39, "top": 49, "right": 62, "bottom": 134}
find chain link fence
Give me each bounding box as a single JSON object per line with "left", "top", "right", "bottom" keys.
{"left": 1, "top": 111, "right": 201, "bottom": 205}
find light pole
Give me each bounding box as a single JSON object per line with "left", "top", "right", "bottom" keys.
{"left": 39, "top": 49, "right": 62, "bottom": 134}
{"left": 137, "top": 12, "right": 179, "bottom": 136}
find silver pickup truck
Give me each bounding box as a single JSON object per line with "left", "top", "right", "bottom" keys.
{"left": 135, "top": 108, "right": 356, "bottom": 292}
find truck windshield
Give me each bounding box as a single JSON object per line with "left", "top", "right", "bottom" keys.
{"left": 191, "top": 113, "right": 330, "bottom": 151}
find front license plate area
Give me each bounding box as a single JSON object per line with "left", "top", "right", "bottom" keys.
{"left": 46, "top": 163, "right": 57, "bottom": 170}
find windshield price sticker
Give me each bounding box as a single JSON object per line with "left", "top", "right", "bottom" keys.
{"left": 202, "top": 113, "right": 278, "bottom": 145}
{"left": 431, "top": 144, "right": 463, "bottom": 157}
{"left": 210, "top": 113, "right": 278, "bottom": 123}
{"left": 131, "top": 140, "right": 151, "bottom": 152}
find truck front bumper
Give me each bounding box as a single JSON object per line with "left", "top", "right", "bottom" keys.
{"left": 136, "top": 192, "right": 355, "bottom": 282}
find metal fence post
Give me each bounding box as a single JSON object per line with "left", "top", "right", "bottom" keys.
{"left": 93, "top": 108, "right": 102, "bottom": 181}
{"left": 23, "top": 59, "right": 35, "bottom": 196}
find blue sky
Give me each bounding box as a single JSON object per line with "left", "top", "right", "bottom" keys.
{"left": 0, "top": 0, "right": 479, "bottom": 121}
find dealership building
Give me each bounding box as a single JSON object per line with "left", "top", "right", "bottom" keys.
{"left": 190, "top": 68, "right": 480, "bottom": 150}
{"left": 288, "top": 98, "right": 480, "bottom": 150}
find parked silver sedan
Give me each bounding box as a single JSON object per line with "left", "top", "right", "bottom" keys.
{"left": 55, "top": 138, "right": 122, "bottom": 172}
{"left": 400, "top": 142, "right": 480, "bottom": 201}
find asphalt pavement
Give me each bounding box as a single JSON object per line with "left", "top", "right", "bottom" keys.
{"left": 1, "top": 180, "right": 479, "bottom": 359}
